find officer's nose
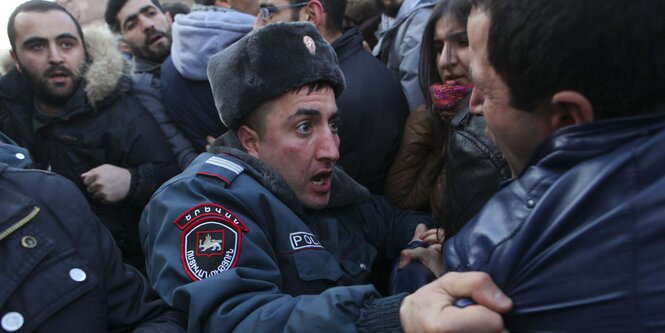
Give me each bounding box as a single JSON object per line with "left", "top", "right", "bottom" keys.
{"left": 317, "top": 125, "right": 340, "bottom": 163}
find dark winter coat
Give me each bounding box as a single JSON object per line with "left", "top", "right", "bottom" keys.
{"left": 160, "top": 56, "right": 226, "bottom": 152}
{"left": 332, "top": 27, "right": 409, "bottom": 194}
{"left": 133, "top": 57, "right": 198, "bottom": 170}
{"left": 0, "top": 161, "right": 185, "bottom": 332}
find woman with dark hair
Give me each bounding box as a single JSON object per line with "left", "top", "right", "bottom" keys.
{"left": 385, "top": 0, "right": 509, "bottom": 240}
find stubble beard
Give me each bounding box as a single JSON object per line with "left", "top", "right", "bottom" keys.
{"left": 21, "top": 62, "right": 84, "bottom": 108}
{"left": 132, "top": 28, "right": 172, "bottom": 63}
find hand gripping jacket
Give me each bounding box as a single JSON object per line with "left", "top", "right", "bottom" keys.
{"left": 445, "top": 110, "right": 665, "bottom": 332}
{"left": 140, "top": 147, "right": 433, "bottom": 332}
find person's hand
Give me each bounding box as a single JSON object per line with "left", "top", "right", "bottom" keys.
{"left": 399, "top": 224, "right": 445, "bottom": 277}
{"left": 81, "top": 164, "right": 131, "bottom": 204}
{"left": 419, "top": 226, "right": 445, "bottom": 246}
{"left": 205, "top": 135, "right": 216, "bottom": 152}
{"left": 400, "top": 271, "right": 512, "bottom": 333}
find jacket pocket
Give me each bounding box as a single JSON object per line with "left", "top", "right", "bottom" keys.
{"left": 0, "top": 226, "right": 100, "bottom": 332}
{"left": 340, "top": 244, "right": 377, "bottom": 277}
{"left": 293, "top": 250, "right": 343, "bottom": 282}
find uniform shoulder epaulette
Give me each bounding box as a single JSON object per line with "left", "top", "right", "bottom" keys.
{"left": 196, "top": 155, "right": 245, "bottom": 186}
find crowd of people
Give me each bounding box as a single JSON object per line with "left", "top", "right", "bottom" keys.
{"left": 1, "top": 0, "right": 664, "bottom": 332}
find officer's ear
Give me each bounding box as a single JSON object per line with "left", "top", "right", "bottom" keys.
{"left": 237, "top": 124, "right": 261, "bottom": 158}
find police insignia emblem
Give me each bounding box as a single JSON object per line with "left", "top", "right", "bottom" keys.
{"left": 174, "top": 203, "right": 249, "bottom": 281}
{"left": 303, "top": 36, "right": 316, "bottom": 54}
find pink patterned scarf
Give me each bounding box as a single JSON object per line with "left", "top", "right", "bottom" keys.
{"left": 430, "top": 82, "right": 473, "bottom": 114}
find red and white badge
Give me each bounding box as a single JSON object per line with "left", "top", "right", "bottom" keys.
{"left": 173, "top": 203, "right": 249, "bottom": 281}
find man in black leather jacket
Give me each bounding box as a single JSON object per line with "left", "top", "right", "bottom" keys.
{"left": 442, "top": 0, "right": 665, "bottom": 331}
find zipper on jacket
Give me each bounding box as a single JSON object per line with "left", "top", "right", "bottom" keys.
{"left": 0, "top": 206, "right": 40, "bottom": 242}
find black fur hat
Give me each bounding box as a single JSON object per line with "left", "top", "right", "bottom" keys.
{"left": 207, "top": 22, "right": 346, "bottom": 130}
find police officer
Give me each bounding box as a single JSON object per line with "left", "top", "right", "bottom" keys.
{"left": 140, "top": 22, "right": 511, "bottom": 333}
{"left": 0, "top": 134, "right": 185, "bottom": 332}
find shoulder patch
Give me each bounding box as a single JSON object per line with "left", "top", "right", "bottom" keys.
{"left": 196, "top": 156, "right": 245, "bottom": 185}
{"left": 174, "top": 203, "right": 249, "bottom": 281}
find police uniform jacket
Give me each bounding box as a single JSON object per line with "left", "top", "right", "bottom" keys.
{"left": 140, "top": 139, "right": 434, "bottom": 332}
{"left": 445, "top": 110, "right": 665, "bottom": 331}
{"left": 0, "top": 161, "right": 185, "bottom": 332}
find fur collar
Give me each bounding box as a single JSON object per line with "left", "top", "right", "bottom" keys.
{"left": 81, "top": 24, "right": 132, "bottom": 106}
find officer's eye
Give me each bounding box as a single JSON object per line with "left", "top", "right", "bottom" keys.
{"left": 296, "top": 121, "right": 312, "bottom": 134}
{"left": 329, "top": 119, "right": 340, "bottom": 134}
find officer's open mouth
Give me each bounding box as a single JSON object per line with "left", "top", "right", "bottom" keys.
{"left": 311, "top": 172, "right": 331, "bottom": 185}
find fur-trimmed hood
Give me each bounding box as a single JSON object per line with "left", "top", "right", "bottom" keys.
{"left": 81, "top": 24, "right": 132, "bottom": 106}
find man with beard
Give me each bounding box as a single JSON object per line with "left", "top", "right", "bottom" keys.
{"left": 106, "top": 0, "right": 171, "bottom": 64}
{"left": 0, "top": 0, "right": 180, "bottom": 271}
{"left": 106, "top": 0, "right": 197, "bottom": 170}
{"left": 373, "top": 0, "right": 436, "bottom": 113}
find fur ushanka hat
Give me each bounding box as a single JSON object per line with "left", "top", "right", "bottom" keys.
{"left": 207, "top": 22, "right": 346, "bottom": 131}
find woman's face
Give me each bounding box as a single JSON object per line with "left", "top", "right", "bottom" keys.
{"left": 433, "top": 14, "right": 471, "bottom": 86}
